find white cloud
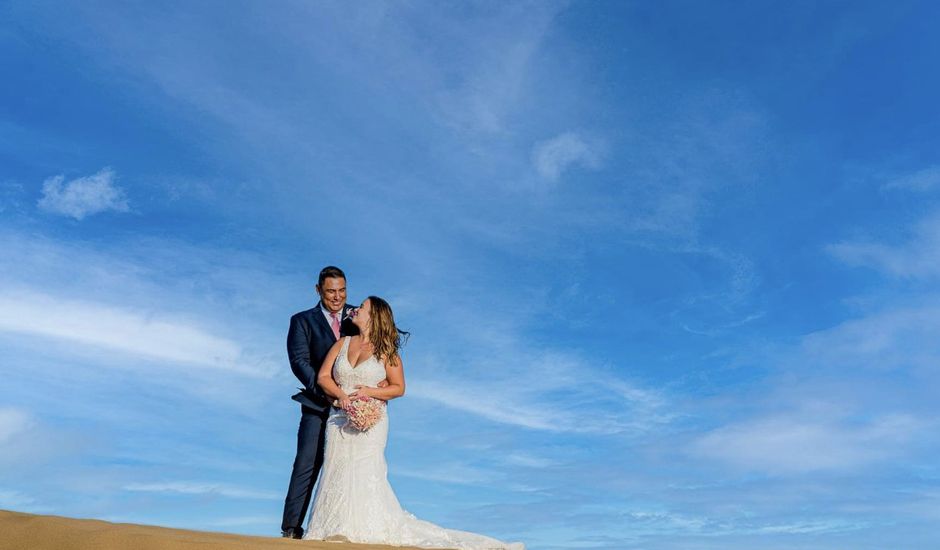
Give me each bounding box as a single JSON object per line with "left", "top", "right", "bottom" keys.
{"left": 883, "top": 165, "right": 940, "bottom": 192}
{"left": 627, "top": 192, "right": 702, "bottom": 237}
{"left": 393, "top": 463, "right": 498, "bottom": 486}
{"left": 828, "top": 211, "right": 940, "bottom": 279}
{"left": 123, "top": 481, "right": 279, "bottom": 500}
{"left": 37, "top": 167, "right": 129, "bottom": 220}
{"left": 0, "top": 407, "right": 34, "bottom": 445}
{"left": 405, "top": 2, "right": 563, "bottom": 136}
{"left": 409, "top": 370, "right": 670, "bottom": 435}
{"left": 0, "top": 290, "right": 275, "bottom": 376}
{"left": 503, "top": 452, "right": 559, "bottom": 469}
{"left": 685, "top": 300, "right": 940, "bottom": 478}
{"left": 0, "top": 406, "right": 73, "bottom": 470}
{"left": 754, "top": 520, "right": 865, "bottom": 535}
{"left": 692, "top": 412, "right": 920, "bottom": 474}
{"left": 687, "top": 300, "right": 940, "bottom": 476}
{"left": 400, "top": 307, "right": 673, "bottom": 437}
{"left": 531, "top": 132, "right": 602, "bottom": 182}
{"left": 0, "top": 488, "right": 47, "bottom": 512}
{"left": 409, "top": 379, "right": 566, "bottom": 432}
{"left": 800, "top": 302, "right": 940, "bottom": 372}
{"left": 608, "top": 87, "right": 770, "bottom": 246}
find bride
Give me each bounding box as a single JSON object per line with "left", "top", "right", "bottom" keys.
{"left": 304, "top": 296, "right": 525, "bottom": 550}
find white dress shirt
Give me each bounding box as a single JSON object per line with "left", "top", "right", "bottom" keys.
{"left": 320, "top": 302, "right": 345, "bottom": 326}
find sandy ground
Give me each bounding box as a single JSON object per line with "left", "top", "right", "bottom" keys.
{"left": 0, "top": 510, "right": 433, "bottom": 550}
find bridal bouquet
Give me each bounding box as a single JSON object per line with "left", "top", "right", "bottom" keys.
{"left": 342, "top": 395, "right": 385, "bottom": 431}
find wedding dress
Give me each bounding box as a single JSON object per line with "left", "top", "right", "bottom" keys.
{"left": 305, "top": 337, "right": 525, "bottom": 550}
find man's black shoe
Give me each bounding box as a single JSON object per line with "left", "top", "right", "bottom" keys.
{"left": 281, "top": 528, "right": 304, "bottom": 539}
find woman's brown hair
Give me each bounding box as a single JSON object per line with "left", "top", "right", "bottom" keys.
{"left": 366, "top": 296, "right": 408, "bottom": 365}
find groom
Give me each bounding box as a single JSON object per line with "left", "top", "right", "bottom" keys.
{"left": 281, "top": 265, "right": 358, "bottom": 539}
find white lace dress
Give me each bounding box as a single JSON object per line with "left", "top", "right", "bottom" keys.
{"left": 304, "top": 337, "right": 525, "bottom": 550}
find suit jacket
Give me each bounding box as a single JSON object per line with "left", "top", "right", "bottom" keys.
{"left": 288, "top": 303, "right": 359, "bottom": 413}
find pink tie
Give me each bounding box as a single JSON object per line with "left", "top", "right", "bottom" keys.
{"left": 330, "top": 312, "right": 341, "bottom": 340}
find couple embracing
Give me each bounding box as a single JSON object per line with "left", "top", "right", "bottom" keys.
{"left": 280, "top": 266, "right": 524, "bottom": 549}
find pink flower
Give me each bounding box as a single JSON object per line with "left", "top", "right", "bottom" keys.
{"left": 343, "top": 395, "right": 385, "bottom": 431}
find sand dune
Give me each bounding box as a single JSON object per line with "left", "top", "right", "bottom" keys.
{"left": 0, "top": 510, "right": 433, "bottom": 550}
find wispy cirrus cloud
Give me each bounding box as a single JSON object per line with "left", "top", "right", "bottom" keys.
{"left": 430, "top": 3, "right": 563, "bottom": 136}
{"left": 409, "top": 367, "right": 671, "bottom": 436}
{"left": 831, "top": 164, "right": 940, "bottom": 279}
{"left": 0, "top": 488, "right": 49, "bottom": 513}
{"left": 503, "top": 452, "right": 559, "bottom": 469}
{"left": 618, "top": 88, "right": 770, "bottom": 242}
{"left": 37, "top": 167, "right": 129, "bottom": 220}
{"left": 828, "top": 211, "right": 940, "bottom": 279}
{"left": 800, "top": 301, "right": 940, "bottom": 372}
{"left": 393, "top": 463, "right": 499, "bottom": 486}
{"left": 123, "top": 481, "right": 279, "bottom": 500}
{"left": 0, "top": 290, "right": 275, "bottom": 377}
{"left": 531, "top": 132, "right": 603, "bottom": 182}
{"left": 685, "top": 294, "right": 940, "bottom": 479}
{"left": 0, "top": 227, "right": 301, "bottom": 387}
{"left": 882, "top": 165, "right": 940, "bottom": 192}
{"left": 0, "top": 407, "right": 34, "bottom": 445}
{"left": 692, "top": 411, "right": 921, "bottom": 474}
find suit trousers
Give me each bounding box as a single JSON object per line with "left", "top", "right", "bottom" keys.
{"left": 281, "top": 405, "right": 329, "bottom": 532}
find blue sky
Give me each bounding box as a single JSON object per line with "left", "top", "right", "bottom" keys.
{"left": 2, "top": 1, "right": 940, "bottom": 549}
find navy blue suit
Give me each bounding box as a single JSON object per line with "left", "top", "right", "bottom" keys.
{"left": 281, "top": 303, "right": 357, "bottom": 534}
